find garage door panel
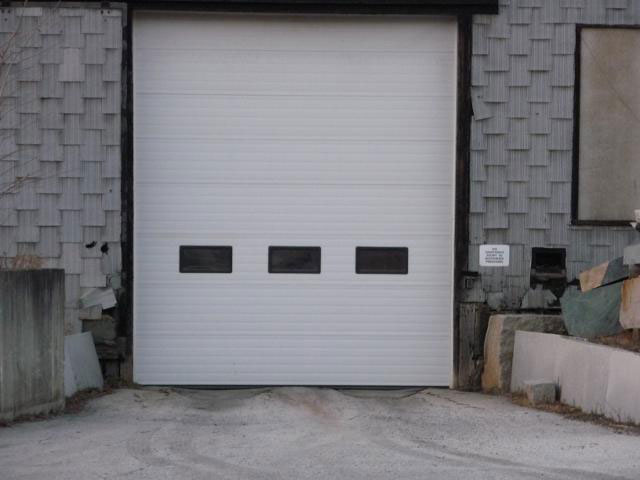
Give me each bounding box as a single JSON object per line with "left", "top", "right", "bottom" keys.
{"left": 135, "top": 254, "right": 453, "bottom": 279}
{"left": 134, "top": 116, "right": 455, "bottom": 143}
{"left": 134, "top": 287, "right": 453, "bottom": 310}
{"left": 134, "top": 12, "right": 456, "bottom": 386}
{"left": 135, "top": 322, "right": 452, "bottom": 336}
{"left": 134, "top": 185, "right": 455, "bottom": 237}
{"left": 134, "top": 13, "right": 455, "bottom": 50}
{"left": 135, "top": 140, "right": 455, "bottom": 183}
{"left": 134, "top": 218, "right": 453, "bottom": 235}
{"left": 135, "top": 95, "right": 454, "bottom": 120}
{"left": 135, "top": 104, "right": 454, "bottom": 142}
{"left": 136, "top": 161, "right": 454, "bottom": 184}
{"left": 137, "top": 138, "right": 453, "bottom": 156}
{"left": 135, "top": 55, "right": 455, "bottom": 97}
{"left": 135, "top": 264, "right": 454, "bottom": 279}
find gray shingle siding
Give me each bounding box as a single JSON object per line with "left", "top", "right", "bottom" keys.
{"left": 470, "top": 0, "right": 640, "bottom": 309}
{"left": 0, "top": 5, "right": 123, "bottom": 333}
{"left": 2, "top": 0, "right": 640, "bottom": 330}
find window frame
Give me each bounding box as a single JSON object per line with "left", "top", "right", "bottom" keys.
{"left": 268, "top": 246, "right": 322, "bottom": 274}
{"left": 179, "top": 245, "right": 233, "bottom": 273}
{"left": 355, "top": 246, "right": 409, "bottom": 275}
{"left": 571, "top": 24, "right": 637, "bottom": 226}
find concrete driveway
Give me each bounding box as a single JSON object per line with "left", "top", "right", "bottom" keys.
{"left": 1, "top": 387, "right": 639, "bottom": 480}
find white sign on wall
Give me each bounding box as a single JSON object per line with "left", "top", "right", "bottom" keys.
{"left": 479, "top": 245, "right": 510, "bottom": 267}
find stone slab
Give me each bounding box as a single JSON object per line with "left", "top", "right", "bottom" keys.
{"left": 482, "top": 314, "right": 565, "bottom": 393}
{"left": 79, "top": 288, "right": 117, "bottom": 310}
{"left": 620, "top": 277, "right": 640, "bottom": 329}
{"left": 560, "top": 283, "right": 623, "bottom": 338}
{"left": 64, "top": 332, "right": 103, "bottom": 396}
{"left": 512, "top": 331, "right": 640, "bottom": 424}
{"left": 579, "top": 257, "right": 628, "bottom": 293}
{"left": 606, "top": 349, "right": 640, "bottom": 423}
{"left": 511, "top": 332, "right": 563, "bottom": 392}
{"left": 557, "top": 338, "right": 612, "bottom": 415}
{"left": 524, "top": 381, "right": 556, "bottom": 405}
{"left": 64, "top": 352, "right": 78, "bottom": 398}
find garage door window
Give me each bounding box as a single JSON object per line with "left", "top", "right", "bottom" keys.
{"left": 356, "top": 247, "right": 408, "bottom": 274}
{"left": 268, "top": 247, "right": 321, "bottom": 274}
{"left": 179, "top": 246, "right": 233, "bottom": 273}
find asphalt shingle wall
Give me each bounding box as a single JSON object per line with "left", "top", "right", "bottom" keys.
{"left": 470, "top": 0, "right": 640, "bottom": 308}
{"left": 2, "top": 2, "right": 640, "bottom": 327}
{"left": 0, "top": 6, "right": 123, "bottom": 332}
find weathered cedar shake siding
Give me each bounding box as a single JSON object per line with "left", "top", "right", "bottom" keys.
{"left": 0, "top": 5, "right": 123, "bottom": 333}
{"left": 467, "top": 0, "right": 640, "bottom": 309}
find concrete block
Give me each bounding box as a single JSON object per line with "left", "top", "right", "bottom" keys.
{"left": 512, "top": 331, "right": 640, "bottom": 424}
{"left": 605, "top": 350, "right": 640, "bottom": 423}
{"left": 512, "top": 332, "right": 612, "bottom": 413}
{"left": 524, "top": 381, "right": 556, "bottom": 405}
{"left": 0, "top": 270, "right": 65, "bottom": 422}
{"left": 64, "top": 353, "right": 78, "bottom": 397}
{"left": 64, "top": 332, "right": 103, "bottom": 396}
{"left": 511, "top": 331, "right": 563, "bottom": 392}
{"left": 482, "top": 314, "right": 566, "bottom": 393}
{"left": 557, "top": 338, "right": 612, "bottom": 415}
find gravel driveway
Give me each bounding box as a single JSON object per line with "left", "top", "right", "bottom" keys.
{"left": 1, "top": 387, "right": 639, "bottom": 479}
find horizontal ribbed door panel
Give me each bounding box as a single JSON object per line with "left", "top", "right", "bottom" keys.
{"left": 133, "top": 12, "right": 456, "bottom": 386}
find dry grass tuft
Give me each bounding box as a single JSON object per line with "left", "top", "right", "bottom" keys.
{"left": 511, "top": 393, "right": 640, "bottom": 435}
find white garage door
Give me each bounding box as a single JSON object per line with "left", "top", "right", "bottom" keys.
{"left": 133, "top": 12, "right": 457, "bottom": 386}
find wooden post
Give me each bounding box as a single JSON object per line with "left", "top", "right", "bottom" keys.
{"left": 457, "top": 303, "right": 491, "bottom": 391}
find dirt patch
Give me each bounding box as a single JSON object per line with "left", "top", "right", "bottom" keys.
{"left": 65, "top": 377, "right": 141, "bottom": 414}
{"left": 0, "top": 381, "right": 125, "bottom": 428}
{"left": 511, "top": 393, "right": 640, "bottom": 435}
{"left": 64, "top": 387, "right": 113, "bottom": 415}
{"left": 0, "top": 411, "right": 54, "bottom": 428}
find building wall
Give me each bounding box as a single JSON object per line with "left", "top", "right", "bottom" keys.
{"left": 469, "top": 0, "right": 640, "bottom": 309}
{"left": 0, "top": 5, "right": 124, "bottom": 332}
{"left": 3, "top": 1, "right": 640, "bottom": 332}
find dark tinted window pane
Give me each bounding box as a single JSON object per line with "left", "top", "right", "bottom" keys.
{"left": 356, "top": 247, "right": 408, "bottom": 274}
{"left": 179, "top": 246, "right": 232, "bottom": 273}
{"left": 269, "top": 246, "right": 321, "bottom": 274}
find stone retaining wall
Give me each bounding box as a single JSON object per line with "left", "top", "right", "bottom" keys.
{"left": 0, "top": 270, "right": 65, "bottom": 422}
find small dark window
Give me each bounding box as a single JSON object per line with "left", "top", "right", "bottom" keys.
{"left": 268, "top": 246, "right": 321, "bottom": 274}
{"left": 356, "top": 247, "right": 408, "bottom": 274}
{"left": 530, "top": 247, "right": 566, "bottom": 302}
{"left": 179, "top": 246, "right": 232, "bottom": 273}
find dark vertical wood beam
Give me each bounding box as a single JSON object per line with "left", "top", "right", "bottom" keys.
{"left": 119, "top": 6, "right": 135, "bottom": 371}
{"left": 453, "top": 14, "right": 473, "bottom": 388}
